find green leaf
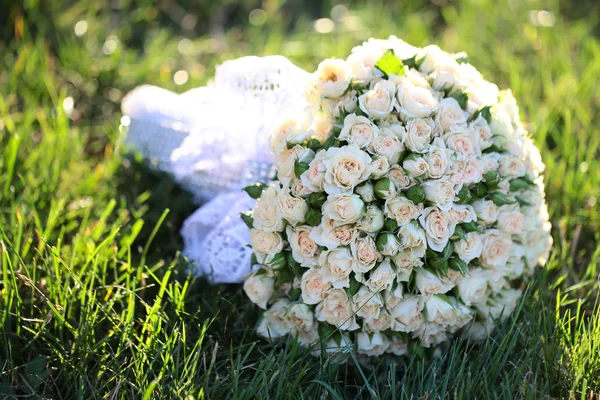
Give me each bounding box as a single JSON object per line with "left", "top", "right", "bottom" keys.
{"left": 488, "top": 192, "right": 516, "bottom": 206}
{"left": 307, "top": 138, "right": 322, "bottom": 152}
{"left": 449, "top": 90, "right": 469, "bottom": 109}
{"left": 322, "top": 134, "right": 336, "bottom": 150}
{"left": 449, "top": 257, "right": 468, "bottom": 275}
{"left": 509, "top": 178, "right": 532, "bottom": 191}
{"left": 375, "top": 49, "right": 405, "bottom": 77}
{"left": 456, "top": 186, "right": 472, "bottom": 204}
{"left": 294, "top": 159, "right": 310, "bottom": 178}
{"left": 471, "top": 182, "right": 488, "bottom": 198}
{"left": 348, "top": 274, "right": 361, "bottom": 296}
{"left": 383, "top": 218, "right": 399, "bottom": 233}
{"left": 240, "top": 211, "right": 254, "bottom": 228}
{"left": 461, "top": 221, "right": 479, "bottom": 233}
{"left": 454, "top": 52, "right": 469, "bottom": 64}
{"left": 406, "top": 185, "right": 425, "bottom": 204}
{"left": 451, "top": 225, "right": 467, "bottom": 241}
{"left": 402, "top": 54, "right": 422, "bottom": 70}
{"left": 484, "top": 171, "right": 501, "bottom": 189}
{"left": 305, "top": 209, "right": 323, "bottom": 226}
{"left": 266, "top": 252, "right": 287, "bottom": 270}
{"left": 318, "top": 323, "right": 337, "bottom": 341}
{"left": 306, "top": 191, "right": 327, "bottom": 208}
{"left": 441, "top": 241, "right": 454, "bottom": 260}
{"left": 473, "top": 105, "right": 492, "bottom": 123}
{"left": 242, "top": 183, "right": 267, "bottom": 199}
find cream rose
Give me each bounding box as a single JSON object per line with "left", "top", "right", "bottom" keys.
{"left": 423, "top": 179, "right": 456, "bottom": 211}
{"left": 275, "top": 191, "right": 308, "bottom": 226}
{"left": 355, "top": 182, "right": 375, "bottom": 202}
{"left": 391, "top": 295, "right": 424, "bottom": 333}
{"left": 319, "top": 248, "right": 357, "bottom": 289}
{"left": 352, "top": 286, "right": 383, "bottom": 322}
{"left": 290, "top": 179, "right": 313, "bottom": 197}
{"left": 323, "top": 90, "right": 358, "bottom": 118}
{"left": 454, "top": 232, "right": 483, "bottom": 263}
{"left": 384, "top": 195, "right": 422, "bottom": 225}
{"left": 357, "top": 204, "right": 385, "bottom": 233}
{"left": 469, "top": 116, "right": 494, "bottom": 150}
{"left": 498, "top": 154, "right": 526, "bottom": 178}
{"left": 415, "top": 268, "right": 455, "bottom": 295}
{"left": 366, "top": 309, "right": 393, "bottom": 332}
{"left": 448, "top": 203, "right": 477, "bottom": 224}
{"left": 275, "top": 145, "right": 315, "bottom": 185}
{"left": 435, "top": 98, "right": 468, "bottom": 133}
{"left": 383, "top": 285, "right": 404, "bottom": 309}
{"left": 253, "top": 186, "right": 285, "bottom": 232}
{"left": 457, "top": 268, "right": 490, "bottom": 305}
{"left": 300, "top": 268, "right": 331, "bottom": 305}
{"left": 392, "top": 251, "right": 419, "bottom": 281}
{"left": 243, "top": 273, "right": 275, "bottom": 310}
{"left": 315, "top": 58, "right": 351, "bottom": 98}
{"left": 310, "top": 114, "right": 335, "bottom": 143}
{"left": 370, "top": 156, "right": 391, "bottom": 179}
{"left": 350, "top": 236, "right": 382, "bottom": 273}
{"left": 257, "top": 299, "right": 292, "bottom": 339}
{"left": 315, "top": 288, "right": 359, "bottom": 330}
{"left": 339, "top": 114, "right": 379, "bottom": 149}
{"left": 300, "top": 150, "right": 327, "bottom": 192}
{"left": 445, "top": 128, "right": 481, "bottom": 157}
{"left": 359, "top": 79, "right": 396, "bottom": 119}
{"left": 398, "top": 222, "right": 427, "bottom": 258}
{"left": 418, "top": 45, "right": 453, "bottom": 74}
{"left": 250, "top": 229, "right": 284, "bottom": 262}
{"left": 424, "top": 138, "right": 450, "bottom": 179}
{"left": 480, "top": 229, "right": 513, "bottom": 268}
{"left": 269, "top": 118, "right": 309, "bottom": 155}
{"left": 386, "top": 165, "right": 412, "bottom": 190}
{"left": 287, "top": 225, "right": 320, "bottom": 267}
{"left": 322, "top": 193, "right": 365, "bottom": 224}
{"left": 403, "top": 155, "right": 429, "bottom": 177}
{"left": 365, "top": 259, "right": 395, "bottom": 292}
{"left": 472, "top": 199, "right": 499, "bottom": 226}
{"left": 396, "top": 77, "right": 439, "bottom": 118}
{"left": 323, "top": 144, "right": 372, "bottom": 193}
{"left": 497, "top": 209, "right": 525, "bottom": 235}
{"left": 310, "top": 215, "right": 357, "bottom": 249}
{"left": 405, "top": 118, "right": 435, "bottom": 153}
{"left": 418, "top": 207, "right": 456, "bottom": 252}
{"left": 285, "top": 303, "right": 315, "bottom": 333}
{"left": 356, "top": 332, "right": 390, "bottom": 356}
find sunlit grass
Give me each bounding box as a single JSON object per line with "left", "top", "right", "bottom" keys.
{"left": 1, "top": 0, "right": 599, "bottom": 398}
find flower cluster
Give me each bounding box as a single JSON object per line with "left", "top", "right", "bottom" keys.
{"left": 242, "top": 37, "right": 552, "bottom": 357}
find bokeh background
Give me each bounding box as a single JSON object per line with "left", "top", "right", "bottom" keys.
{"left": 1, "top": 0, "right": 599, "bottom": 398}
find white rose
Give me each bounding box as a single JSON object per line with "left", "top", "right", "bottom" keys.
{"left": 356, "top": 332, "right": 390, "bottom": 356}
{"left": 383, "top": 285, "right": 404, "bottom": 309}
{"left": 365, "top": 259, "right": 396, "bottom": 292}
{"left": 366, "top": 309, "right": 393, "bottom": 332}
{"left": 454, "top": 232, "right": 483, "bottom": 263}
{"left": 323, "top": 144, "right": 372, "bottom": 193}
{"left": 423, "top": 138, "right": 450, "bottom": 179}
{"left": 355, "top": 182, "right": 375, "bottom": 202}
{"left": 339, "top": 114, "right": 379, "bottom": 149}
{"left": 319, "top": 248, "right": 357, "bottom": 289}
{"left": 396, "top": 77, "right": 439, "bottom": 118}
{"left": 445, "top": 128, "right": 481, "bottom": 157}
{"left": 480, "top": 229, "right": 513, "bottom": 268}
{"left": 297, "top": 325, "right": 319, "bottom": 346}
{"left": 310, "top": 215, "right": 357, "bottom": 250}
{"left": 310, "top": 114, "right": 335, "bottom": 143}
{"left": 423, "top": 179, "right": 455, "bottom": 211}
{"left": 370, "top": 156, "right": 391, "bottom": 179}
{"left": 301, "top": 150, "right": 327, "bottom": 192}
{"left": 448, "top": 203, "right": 477, "bottom": 224}
{"left": 479, "top": 153, "right": 500, "bottom": 175}
{"left": 435, "top": 98, "right": 468, "bottom": 133}
{"left": 469, "top": 116, "right": 493, "bottom": 150}
{"left": 275, "top": 145, "right": 315, "bottom": 185}
{"left": 475, "top": 288, "right": 521, "bottom": 321}
{"left": 418, "top": 207, "right": 456, "bottom": 252}
{"left": 418, "top": 45, "right": 453, "bottom": 74}
{"left": 290, "top": 179, "right": 313, "bottom": 197}
{"left": 323, "top": 90, "right": 358, "bottom": 118}
{"left": 472, "top": 199, "right": 499, "bottom": 226}
{"left": 257, "top": 299, "right": 292, "bottom": 339}
{"left": 497, "top": 209, "right": 525, "bottom": 234}
{"left": 376, "top": 233, "right": 400, "bottom": 256}
{"left": 392, "top": 252, "right": 419, "bottom": 281}
{"left": 466, "top": 80, "right": 499, "bottom": 114}
{"left": 285, "top": 303, "right": 315, "bottom": 333}
{"left": 432, "top": 60, "right": 466, "bottom": 92}
{"left": 275, "top": 191, "right": 308, "bottom": 226}
{"left": 269, "top": 118, "right": 309, "bottom": 155}
{"left": 413, "top": 323, "right": 449, "bottom": 347}
{"left": 301, "top": 268, "right": 331, "bottom": 305}
{"left": 322, "top": 193, "right": 365, "bottom": 224}
{"left": 346, "top": 47, "right": 384, "bottom": 81}
{"left": 422, "top": 295, "right": 459, "bottom": 327}
{"left": 371, "top": 125, "right": 406, "bottom": 164}
{"left": 315, "top": 58, "right": 351, "bottom": 98}
{"left": 457, "top": 268, "right": 489, "bottom": 305}
{"left": 357, "top": 204, "right": 385, "bottom": 233}
{"left": 498, "top": 154, "right": 526, "bottom": 178}
{"left": 386, "top": 165, "right": 412, "bottom": 190}
{"left": 352, "top": 286, "right": 383, "bottom": 322}
{"left": 415, "top": 268, "right": 455, "bottom": 295}
{"left": 243, "top": 273, "right": 275, "bottom": 309}
{"left": 403, "top": 155, "right": 429, "bottom": 178}
{"left": 250, "top": 229, "right": 284, "bottom": 262}
{"left": 391, "top": 295, "right": 424, "bottom": 332}
{"left": 387, "top": 336, "right": 409, "bottom": 356}
{"left": 405, "top": 118, "right": 435, "bottom": 152}
{"left": 287, "top": 225, "right": 320, "bottom": 267}
{"left": 253, "top": 186, "right": 285, "bottom": 232}
{"left": 385, "top": 195, "right": 423, "bottom": 225}
{"left": 315, "top": 288, "right": 359, "bottom": 330}
{"left": 398, "top": 222, "right": 427, "bottom": 259}
{"left": 458, "top": 159, "right": 484, "bottom": 185}
{"left": 359, "top": 79, "right": 396, "bottom": 119}
{"left": 350, "top": 236, "right": 382, "bottom": 273}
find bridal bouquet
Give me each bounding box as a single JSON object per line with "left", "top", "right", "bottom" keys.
{"left": 242, "top": 37, "right": 552, "bottom": 357}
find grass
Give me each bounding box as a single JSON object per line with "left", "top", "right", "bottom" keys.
{"left": 1, "top": 0, "right": 600, "bottom": 398}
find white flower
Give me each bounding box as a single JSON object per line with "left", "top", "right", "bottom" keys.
{"left": 418, "top": 207, "right": 456, "bottom": 252}
{"left": 357, "top": 204, "right": 385, "bottom": 233}
{"left": 366, "top": 309, "right": 393, "bottom": 332}
{"left": 370, "top": 126, "right": 405, "bottom": 164}
{"left": 422, "top": 295, "right": 460, "bottom": 327}
{"left": 384, "top": 196, "right": 422, "bottom": 225}
{"left": 315, "top": 288, "right": 359, "bottom": 330}
{"left": 469, "top": 116, "right": 493, "bottom": 150}
{"left": 310, "top": 114, "right": 336, "bottom": 143}
{"left": 445, "top": 128, "right": 481, "bottom": 157}
{"left": 346, "top": 46, "right": 384, "bottom": 81}
{"left": 383, "top": 285, "right": 404, "bottom": 309}
{"left": 405, "top": 118, "right": 435, "bottom": 152}
{"left": 398, "top": 222, "right": 427, "bottom": 258}
{"left": 403, "top": 155, "right": 429, "bottom": 177}
{"left": 323, "top": 90, "right": 358, "bottom": 118}
{"left": 250, "top": 229, "right": 284, "bottom": 262}
{"left": 457, "top": 268, "right": 489, "bottom": 305}
{"left": 472, "top": 199, "right": 499, "bottom": 226}
{"left": 448, "top": 203, "right": 477, "bottom": 224}
{"left": 301, "top": 268, "right": 331, "bottom": 305}
{"left": 391, "top": 295, "right": 424, "bottom": 332}
{"left": 415, "top": 268, "right": 455, "bottom": 295}
{"left": 498, "top": 154, "right": 526, "bottom": 178}
{"left": 475, "top": 288, "right": 521, "bottom": 321}
{"left": 350, "top": 236, "right": 382, "bottom": 273}
{"left": 275, "top": 145, "right": 315, "bottom": 185}
{"left": 418, "top": 45, "right": 453, "bottom": 74}
{"left": 322, "top": 193, "right": 365, "bottom": 224}
{"left": 431, "top": 60, "right": 466, "bottom": 92}
{"left": 355, "top": 182, "right": 375, "bottom": 202}
{"left": 310, "top": 215, "right": 357, "bottom": 249}
{"left": 319, "top": 248, "right": 357, "bottom": 289}
{"left": 339, "top": 114, "right": 379, "bottom": 149}
{"left": 392, "top": 251, "right": 419, "bottom": 281}
{"left": 352, "top": 286, "right": 383, "bottom": 322}
{"left": 454, "top": 232, "right": 483, "bottom": 263}
{"left": 290, "top": 179, "right": 313, "bottom": 197}
{"left": 365, "top": 259, "right": 395, "bottom": 292}
{"left": 301, "top": 150, "right": 327, "bottom": 192}
{"left": 269, "top": 118, "right": 309, "bottom": 155}
{"left": 423, "top": 179, "right": 455, "bottom": 211}
{"left": 323, "top": 144, "right": 372, "bottom": 193}
{"left": 253, "top": 185, "right": 285, "bottom": 232}
{"left": 435, "top": 98, "right": 468, "bottom": 133}
{"left": 285, "top": 303, "right": 315, "bottom": 333}
{"left": 480, "top": 229, "right": 513, "bottom": 268}
{"left": 396, "top": 77, "right": 439, "bottom": 118}
{"left": 315, "top": 58, "right": 351, "bottom": 98}
{"left": 297, "top": 325, "right": 319, "bottom": 346}
{"left": 466, "top": 80, "right": 499, "bottom": 114}
{"left": 497, "top": 208, "right": 525, "bottom": 234}
{"left": 287, "top": 225, "right": 320, "bottom": 267}
{"left": 257, "top": 299, "right": 292, "bottom": 339}
{"left": 387, "top": 336, "right": 409, "bottom": 356}
{"left": 413, "top": 323, "right": 449, "bottom": 347}
{"left": 370, "top": 156, "right": 391, "bottom": 180}
{"left": 359, "top": 79, "right": 396, "bottom": 119}
{"left": 386, "top": 165, "right": 412, "bottom": 190}
{"left": 275, "top": 191, "right": 308, "bottom": 226}
{"left": 376, "top": 233, "right": 400, "bottom": 256}
{"left": 356, "top": 332, "right": 390, "bottom": 356}
{"left": 243, "top": 273, "right": 275, "bottom": 309}
{"left": 423, "top": 138, "right": 450, "bottom": 179}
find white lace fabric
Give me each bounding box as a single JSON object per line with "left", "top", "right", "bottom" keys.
{"left": 122, "top": 56, "right": 311, "bottom": 283}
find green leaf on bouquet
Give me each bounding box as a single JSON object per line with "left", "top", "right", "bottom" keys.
{"left": 321, "top": 134, "right": 337, "bottom": 150}
{"left": 509, "top": 178, "right": 533, "bottom": 191}
{"left": 484, "top": 170, "right": 501, "bottom": 189}
{"left": 451, "top": 225, "right": 467, "bottom": 241}
{"left": 347, "top": 274, "right": 362, "bottom": 296}
{"left": 449, "top": 257, "right": 468, "bottom": 275}
{"left": 461, "top": 221, "right": 479, "bottom": 233}
{"left": 294, "top": 159, "right": 310, "bottom": 178}
{"left": 456, "top": 186, "right": 472, "bottom": 204}
{"left": 383, "top": 218, "right": 399, "bottom": 233}
{"left": 472, "top": 105, "right": 492, "bottom": 123}
{"left": 307, "top": 192, "right": 327, "bottom": 208}
{"left": 449, "top": 90, "right": 469, "bottom": 109}
{"left": 307, "top": 138, "right": 322, "bottom": 152}
{"left": 471, "top": 182, "right": 488, "bottom": 198}
{"left": 305, "top": 209, "right": 323, "bottom": 226}
{"left": 318, "top": 323, "right": 338, "bottom": 342}
{"left": 406, "top": 184, "right": 425, "bottom": 204}
{"left": 240, "top": 211, "right": 254, "bottom": 228}
{"left": 454, "top": 52, "right": 469, "bottom": 64}
{"left": 402, "top": 54, "right": 423, "bottom": 70}
{"left": 242, "top": 183, "right": 267, "bottom": 199}
{"left": 441, "top": 241, "right": 454, "bottom": 260}
{"left": 375, "top": 49, "right": 405, "bottom": 78}
{"left": 489, "top": 192, "right": 516, "bottom": 206}
{"left": 267, "top": 252, "right": 288, "bottom": 270}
